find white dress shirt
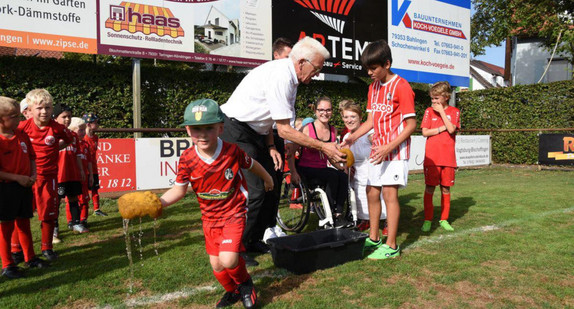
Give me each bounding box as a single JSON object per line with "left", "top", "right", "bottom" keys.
{"left": 221, "top": 58, "right": 299, "bottom": 135}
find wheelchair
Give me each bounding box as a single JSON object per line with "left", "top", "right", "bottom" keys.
{"left": 276, "top": 171, "right": 358, "bottom": 233}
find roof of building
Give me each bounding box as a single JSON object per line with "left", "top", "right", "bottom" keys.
{"left": 470, "top": 59, "right": 505, "bottom": 76}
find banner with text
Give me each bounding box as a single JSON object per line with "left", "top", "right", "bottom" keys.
{"left": 0, "top": 0, "right": 97, "bottom": 53}
{"left": 408, "top": 135, "right": 491, "bottom": 171}
{"left": 538, "top": 134, "right": 574, "bottom": 165}
{"left": 97, "top": 138, "right": 137, "bottom": 193}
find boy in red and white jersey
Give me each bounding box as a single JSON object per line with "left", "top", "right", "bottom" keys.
{"left": 342, "top": 40, "right": 416, "bottom": 260}
{"left": 160, "top": 99, "right": 273, "bottom": 309}
{"left": 54, "top": 106, "right": 87, "bottom": 239}
{"left": 17, "top": 89, "right": 73, "bottom": 262}
{"left": 420, "top": 81, "right": 460, "bottom": 232}
{"left": 0, "top": 96, "right": 49, "bottom": 279}
{"left": 69, "top": 117, "right": 93, "bottom": 230}
{"left": 82, "top": 113, "right": 106, "bottom": 216}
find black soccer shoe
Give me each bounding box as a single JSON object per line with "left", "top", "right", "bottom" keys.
{"left": 1, "top": 265, "right": 24, "bottom": 279}
{"left": 216, "top": 290, "right": 241, "bottom": 308}
{"left": 11, "top": 251, "right": 24, "bottom": 265}
{"left": 42, "top": 249, "right": 58, "bottom": 262}
{"left": 239, "top": 278, "right": 257, "bottom": 309}
{"left": 25, "top": 256, "right": 50, "bottom": 268}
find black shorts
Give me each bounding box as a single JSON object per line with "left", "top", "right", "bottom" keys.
{"left": 0, "top": 182, "right": 34, "bottom": 221}
{"left": 57, "top": 181, "right": 82, "bottom": 198}
{"left": 88, "top": 173, "right": 100, "bottom": 190}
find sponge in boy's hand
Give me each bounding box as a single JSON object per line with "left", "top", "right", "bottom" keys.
{"left": 118, "top": 191, "right": 162, "bottom": 219}
{"left": 340, "top": 148, "right": 355, "bottom": 166}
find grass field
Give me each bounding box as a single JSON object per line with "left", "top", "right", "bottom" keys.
{"left": 0, "top": 167, "right": 572, "bottom": 308}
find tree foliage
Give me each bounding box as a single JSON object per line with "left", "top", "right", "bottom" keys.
{"left": 472, "top": 0, "right": 574, "bottom": 66}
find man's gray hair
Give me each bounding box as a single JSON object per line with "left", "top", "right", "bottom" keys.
{"left": 289, "top": 37, "right": 330, "bottom": 62}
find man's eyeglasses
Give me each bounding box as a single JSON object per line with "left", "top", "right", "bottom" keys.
{"left": 316, "top": 108, "right": 332, "bottom": 113}
{"left": 305, "top": 59, "right": 322, "bottom": 74}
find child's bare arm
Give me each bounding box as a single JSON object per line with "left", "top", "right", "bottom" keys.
{"left": 160, "top": 185, "right": 187, "bottom": 208}
{"left": 341, "top": 113, "right": 374, "bottom": 147}
{"left": 76, "top": 157, "right": 86, "bottom": 182}
{"left": 433, "top": 103, "right": 456, "bottom": 134}
{"left": 0, "top": 171, "right": 34, "bottom": 187}
{"left": 370, "top": 117, "right": 416, "bottom": 164}
{"left": 249, "top": 160, "right": 274, "bottom": 192}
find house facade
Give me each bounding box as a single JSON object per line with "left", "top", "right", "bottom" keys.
{"left": 202, "top": 6, "right": 239, "bottom": 46}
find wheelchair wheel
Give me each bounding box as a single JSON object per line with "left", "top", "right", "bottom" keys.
{"left": 276, "top": 173, "right": 310, "bottom": 233}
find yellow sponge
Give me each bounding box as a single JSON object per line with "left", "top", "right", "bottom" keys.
{"left": 118, "top": 191, "right": 162, "bottom": 219}
{"left": 340, "top": 148, "right": 355, "bottom": 166}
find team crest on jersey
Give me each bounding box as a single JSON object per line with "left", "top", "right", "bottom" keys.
{"left": 20, "top": 142, "right": 28, "bottom": 153}
{"left": 45, "top": 136, "right": 56, "bottom": 146}
{"left": 197, "top": 188, "right": 234, "bottom": 200}
{"left": 192, "top": 105, "right": 207, "bottom": 121}
{"left": 224, "top": 168, "right": 234, "bottom": 180}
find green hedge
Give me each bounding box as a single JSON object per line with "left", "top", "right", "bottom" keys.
{"left": 0, "top": 56, "right": 431, "bottom": 137}
{"left": 3, "top": 56, "right": 571, "bottom": 164}
{"left": 457, "top": 81, "right": 574, "bottom": 164}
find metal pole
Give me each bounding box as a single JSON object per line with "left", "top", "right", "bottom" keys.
{"left": 132, "top": 58, "right": 141, "bottom": 139}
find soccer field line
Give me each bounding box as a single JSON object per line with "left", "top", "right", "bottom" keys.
{"left": 102, "top": 206, "right": 573, "bottom": 308}
{"left": 403, "top": 206, "right": 574, "bottom": 252}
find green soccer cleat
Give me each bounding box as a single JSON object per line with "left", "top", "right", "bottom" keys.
{"left": 421, "top": 220, "right": 432, "bottom": 232}
{"left": 363, "top": 237, "right": 382, "bottom": 255}
{"left": 439, "top": 220, "right": 454, "bottom": 231}
{"left": 367, "top": 244, "right": 400, "bottom": 260}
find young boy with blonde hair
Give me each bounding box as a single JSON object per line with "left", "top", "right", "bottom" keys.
{"left": 160, "top": 99, "right": 273, "bottom": 309}
{"left": 0, "top": 96, "right": 49, "bottom": 279}
{"left": 342, "top": 40, "right": 416, "bottom": 259}
{"left": 69, "top": 117, "right": 93, "bottom": 230}
{"left": 17, "top": 89, "right": 73, "bottom": 261}
{"left": 421, "top": 81, "right": 460, "bottom": 232}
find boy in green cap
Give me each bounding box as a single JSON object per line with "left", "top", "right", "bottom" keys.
{"left": 160, "top": 99, "right": 273, "bottom": 309}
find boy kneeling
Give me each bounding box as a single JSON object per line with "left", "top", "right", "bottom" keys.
{"left": 160, "top": 99, "right": 273, "bottom": 308}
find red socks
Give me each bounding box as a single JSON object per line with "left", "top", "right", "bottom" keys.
{"left": 41, "top": 221, "right": 55, "bottom": 251}
{"left": 226, "top": 256, "right": 250, "bottom": 285}
{"left": 0, "top": 221, "right": 15, "bottom": 268}
{"left": 91, "top": 189, "right": 100, "bottom": 211}
{"left": 213, "top": 269, "right": 237, "bottom": 292}
{"left": 440, "top": 193, "right": 451, "bottom": 221}
{"left": 423, "top": 192, "right": 434, "bottom": 221}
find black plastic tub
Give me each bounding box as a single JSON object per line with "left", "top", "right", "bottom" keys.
{"left": 267, "top": 229, "right": 368, "bottom": 274}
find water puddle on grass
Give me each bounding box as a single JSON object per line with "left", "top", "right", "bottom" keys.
{"left": 122, "top": 219, "right": 134, "bottom": 294}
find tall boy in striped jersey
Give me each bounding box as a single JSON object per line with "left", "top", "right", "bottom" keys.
{"left": 342, "top": 40, "right": 416, "bottom": 259}
{"left": 159, "top": 99, "right": 273, "bottom": 309}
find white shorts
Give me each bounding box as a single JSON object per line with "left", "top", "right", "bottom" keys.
{"left": 351, "top": 182, "right": 386, "bottom": 221}
{"left": 367, "top": 160, "right": 409, "bottom": 188}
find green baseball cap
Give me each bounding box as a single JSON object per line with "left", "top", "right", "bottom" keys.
{"left": 180, "top": 99, "right": 224, "bottom": 126}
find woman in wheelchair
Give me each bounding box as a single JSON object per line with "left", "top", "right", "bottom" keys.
{"left": 289, "top": 97, "right": 350, "bottom": 228}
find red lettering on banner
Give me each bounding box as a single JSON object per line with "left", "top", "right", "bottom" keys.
{"left": 412, "top": 20, "right": 466, "bottom": 39}
{"left": 160, "top": 160, "right": 179, "bottom": 177}
{"left": 564, "top": 137, "right": 574, "bottom": 152}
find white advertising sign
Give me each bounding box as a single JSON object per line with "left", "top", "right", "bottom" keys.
{"left": 135, "top": 137, "right": 192, "bottom": 190}
{"left": 389, "top": 0, "right": 470, "bottom": 86}
{"left": 0, "top": 0, "right": 97, "bottom": 53}
{"left": 408, "top": 135, "right": 491, "bottom": 171}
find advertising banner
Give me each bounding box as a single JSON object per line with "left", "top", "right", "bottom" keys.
{"left": 538, "top": 134, "right": 574, "bottom": 165}
{"left": 97, "top": 138, "right": 137, "bottom": 193}
{"left": 0, "top": 0, "right": 97, "bottom": 53}
{"left": 389, "top": 0, "right": 471, "bottom": 86}
{"left": 135, "top": 137, "right": 192, "bottom": 190}
{"left": 408, "top": 135, "right": 491, "bottom": 171}
{"left": 97, "top": 0, "right": 267, "bottom": 67}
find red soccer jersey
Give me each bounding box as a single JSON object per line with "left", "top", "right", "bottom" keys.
{"left": 78, "top": 140, "right": 91, "bottom": 177}
{"left": 367, "top": 75, "right": 416, "bottom": 161}
{"left": 84, "top": 134, "right": 98, "bottom": 170}
{"left": 0, "top": 129, "right": 36, "bottom": 180}
{"left": 421, "top": 106, "right": 461, "bottom": 167}
{"left": 175, "top": 139, "right": 253, "bottom": 227}
{"left": 58, "top": 132, "right": 82, "bottom": 183}
{"left": 18, "top": 118, "right": 73, "bottom": 176}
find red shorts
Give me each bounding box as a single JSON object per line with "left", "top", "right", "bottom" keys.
{"left": 203, "top": 217, "right": 246, "bottom": 256}
{"left": 33, "top": 175, "right": 59, "bottom": 221}
{"left": 424, "top": 166, "right": 456, "bottom": 187}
